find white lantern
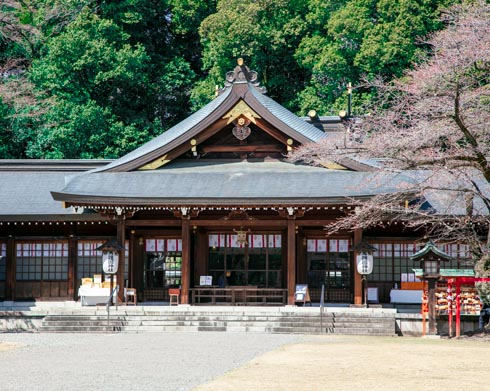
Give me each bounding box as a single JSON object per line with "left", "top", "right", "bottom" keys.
{"left": 356, "top": 252, "right": 373, "bottom": 275}
{"left": 102, "top": 250, "right": 119, "bottom": 274}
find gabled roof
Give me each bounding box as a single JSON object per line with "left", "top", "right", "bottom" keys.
{"left": 51, "top": 61, "right": 403, "bottom": 208}
{"left": 94, "top": 61, "right": 327, "bottom": 173}
{"left": 410, "top": 240, "right": 452, "bottom": 261}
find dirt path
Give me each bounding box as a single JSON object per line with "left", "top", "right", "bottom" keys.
{"left": 193, "top": 335, "right": 490, "bottom": 391}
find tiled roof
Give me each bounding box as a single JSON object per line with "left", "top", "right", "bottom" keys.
{"left": 93, "top": 87, "right": 233, "bottom": 172}
{"left": 93, "top": 80, "right": 328, "bottom": 172}
{"left": 413, "top": 269, "right": 475, "bottom": 277}
{"left": 249, "top": 87, "right": 327, "bottom": 142}
{"left": 0, "top": 171, "right": 80, "bottom": 216}
{"left": 52, "top": 160, "right": 407, "bottom": 205}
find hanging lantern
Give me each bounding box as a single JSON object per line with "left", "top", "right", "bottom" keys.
{"left": 353, "top": 240, "right": 377, "bottom": 275}
{"left": 356, "top": 252, "right": 374, "bottom": 275}
{"left": 102, "top": 251, "right": 119, "bottom": 274}
{"left": 97, "top": 239, "right": 124, "bottom": 275}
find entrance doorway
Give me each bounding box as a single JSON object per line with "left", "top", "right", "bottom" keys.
{"left": 143, "top": 238, "right": 182, "bottom": 300}
{"left": 208, "top": 234, "right": 282, "bottom": 288}
{"left": 306, "top": 239, "right": 352, "bottom": 302}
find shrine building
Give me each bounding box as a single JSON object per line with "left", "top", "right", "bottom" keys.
{"left": 0, "top": 61, "right": 470, "bottom": 306}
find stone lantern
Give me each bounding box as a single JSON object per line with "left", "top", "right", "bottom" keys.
{"left": 410, "top": 240, "right": 451, "bottom": 335}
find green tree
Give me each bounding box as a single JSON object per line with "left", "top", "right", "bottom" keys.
{"left": 194, "top": 0, "right": 308, "bottom": 110}
{"left": 295, "top": 0, "right": 451, "bottom": 115}
{"left": 1, "top": 1, "right": 216, "bottom": 158}
{"left": 292, "top": 1, "right": 490, "bottom": 302}
{"left": 0, "top": 0, "right": 454, "bottom": 158}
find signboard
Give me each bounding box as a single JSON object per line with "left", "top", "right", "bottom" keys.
{"left": 199, "top": 275, "right": 212, "bottom": 286}
{"left": 294, "top": 284, "right": 311, "bottom": 305}
{"left": 367, "top": 287, "right": 379, "bottom": 303}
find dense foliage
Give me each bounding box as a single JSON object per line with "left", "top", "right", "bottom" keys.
{"left": 0, "top": 0, "right": 453, "bottom": 158}
{"left": 291, "top": 1, "right": 490, "bottom": 300}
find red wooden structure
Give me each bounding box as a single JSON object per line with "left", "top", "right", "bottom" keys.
{"left": 446, "top": 277, "right": 490, "bottom": 338}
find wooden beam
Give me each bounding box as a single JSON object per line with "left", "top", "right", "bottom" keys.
{"left": 200, "top": 144, "right": 284, "bottom": 153}
{"left": 132, "top": 118, "right": 230, "bottom": 171}
{"left": 125, "top": 220, "right": 182, "bottom": 227}
{"left": 295, "top": 219, "right": 338, "bottom": 226}
{"left": 254, "top": 118, "right": 294, "bottom": 146}
{"left": 126, "top": 219, "right": 288, "bottom": 227}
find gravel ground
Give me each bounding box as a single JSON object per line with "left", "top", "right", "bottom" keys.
{"left": 0, "top": 332, "right": 301, "bottom": 391}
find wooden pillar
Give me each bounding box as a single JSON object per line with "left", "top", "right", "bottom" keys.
{"left": 194, "top": 230, "right": 207, "bottom": 284}
{"left": 6, "top": 237, "right": 15, "bottom": 301}
{"left": 67, "top": 234, "right": 77, "bottom": 300}
{"left": 128, "top": 230, "right": 136, "bottom": 289}
{"left": 181, "top": 218, "right": 191, "bottom": 304}
{"left": 132, "top": 234, "right": 144, "bottom": 297}
{"left": 116, "top": 216, "right": 126, "bottom": 302}
{"left": 353, "top": 228, "right": 363, "bottom": 305}
{"left": 297, "top": 231, "right": 307, "bottom": 284}
{"left": 287, "top": 218, "right": 296, "bottom": 305}
{"left": 428, "top": 278, "right": 437, "bottom": 335}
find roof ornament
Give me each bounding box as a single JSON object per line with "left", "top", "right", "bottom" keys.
{"left": 220, "top": 58, "right": 267, "bottom": 95}
{"left": 232, "top": 117, "right": 251, "bottom": 140}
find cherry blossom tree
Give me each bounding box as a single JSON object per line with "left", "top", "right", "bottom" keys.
{"left": 292, "top": 1, "right": 490, "bottom": 270}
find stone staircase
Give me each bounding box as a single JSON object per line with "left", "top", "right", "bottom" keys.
{"left": 39, "top": 308, "right": 397, "bottom": 335}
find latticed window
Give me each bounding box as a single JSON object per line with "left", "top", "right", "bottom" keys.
{"left": 16, "top": 242, "right": 68, "bottom": 281}
{"left": 77, "top": 241, "right": 103, "bottom": 279}
{"left": 438, "top": 243, "right": 472, "bottom": 267}
{"left": 0, "top": 242, "right": 6, "bottom": 281}
{"left": 370, "top": 241, "right": 470, "bottom": 284}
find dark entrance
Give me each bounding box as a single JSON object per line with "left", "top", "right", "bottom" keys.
{"left": 208, "top": 233, "right": 282, "bottom": 288}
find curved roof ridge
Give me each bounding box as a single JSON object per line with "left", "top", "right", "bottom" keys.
{"left": 93, "top": 87, "right": 233, "bottom": 172}
{"left": 248, "top": 85, "right": 327, "bottom": 142}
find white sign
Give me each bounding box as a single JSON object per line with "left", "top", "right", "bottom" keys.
{"left": 199, "top": 276, "right": 212, "bottom": 286}
{"left": 367, "top": 287, "right": 379, "bottom": 303}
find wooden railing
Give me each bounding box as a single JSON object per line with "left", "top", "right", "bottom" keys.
{"left": 191, "top": 286, "right": 287, "bottom": 305}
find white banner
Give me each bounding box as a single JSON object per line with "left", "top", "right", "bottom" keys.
{"left": 145, "top": 238, "right": 182, "bottom": 252}
{"left": 145, "top": 239, "right": 156, "bottom": 252}
{"left": 167, "top": 239, "right": 182, "bottom": 252}
{"left": 338, "top": 239, "right": 349, "bottom": 252}
{"left": 250, "top": 234, "right": 265, "bottom": 248}
{"left": 156, "top": 239, "right": 165, "bottom": 252}
{"left": 306, "top": 239, "right": 329, "bottom": 252}
{"left": 268, "top": 234, "right": 281, "bottom": 248}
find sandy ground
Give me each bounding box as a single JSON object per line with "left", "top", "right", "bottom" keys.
{"left": 2, "top": 333, "right": 490, "bottom": 391}
{"left": 193, "top": 335, "right": 490, "bottom": 391}
{"left": 0, "top": 342, "right": 21, "bottom": 352}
